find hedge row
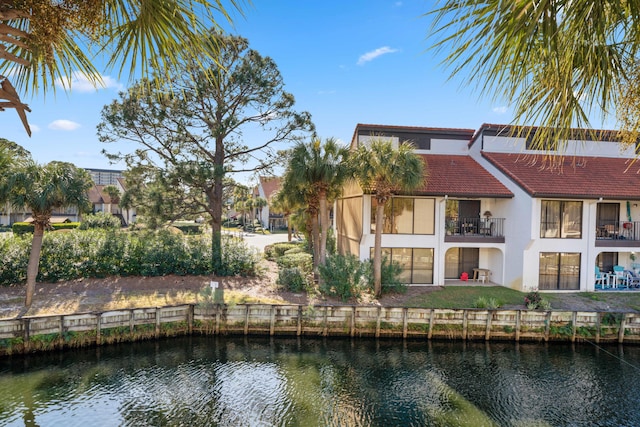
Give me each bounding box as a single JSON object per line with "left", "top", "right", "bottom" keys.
{"left": 0, "top": 229, "right": 260, "bottom": 286}
{"left": 12, "top": 222, "right": 81, "bottom": 235}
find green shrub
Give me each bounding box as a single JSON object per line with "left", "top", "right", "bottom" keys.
{"left": 52, "top": 222, "right": 80, "bottom": 231}
{"left": 276, "top": 252, "right": 313, "bottom": 274}
{"left": 0, "top": 229, "right": 260, "bottom": 286}
{"left": 473, "top": 296, "right": 501, "bottom": 309}
{"left": 0, "top": 233, "right": 30, "bottom": 285}
{"left": 11, "top": 222, "right": 34, "bottom": 235}
{"left": 277, "top": 267, "right": 308, "bottom": 292}
{"left": 364, "top": 257, "right": 407, "bottom": 294}
{"left": 283, "top": 246, "right": 305, "bottom": 256}
{"left": 218, "top": 235, "right": 261, "bottom": 276}
{"left": 170, "top": 222, "right": 203, "bottom": 234}
{"left": 79, "top": 212, "right": 121, "bottom": 230}
{"left": 264, "top": 242, "right": 303, "bottom": 261}
{"left": 11, "top": 221, "right": 80, "bottom": 235}
{"left": 318, "top": 254, "right": 368, "bottom": 302}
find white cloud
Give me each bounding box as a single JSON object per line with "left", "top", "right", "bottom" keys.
{"left": 357, "top": 46, "right": 398, "bottom": 65}
{"left": 394, "top": 2, "right": 403, "bottom": 6}
{"left": 318, "top": 89, "right": 336, "bottom": 95}
{"left": 30, "top": 124, "right": 40, "bottom": 133}
{"left": 55, "top": 71, "right": 123, "bottom": 93}
{"left": 492, "top": 106, "right": 508, "bottom": 114}
{"left": 48, "top": 120, "right": 81, "bottom": 131}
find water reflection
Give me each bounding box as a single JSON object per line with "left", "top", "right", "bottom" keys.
{"left": 1, "top": 337, "right": 639, "bottom": 426}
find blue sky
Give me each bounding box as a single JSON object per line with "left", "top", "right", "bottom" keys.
{"left": 0, "top": 1, "right": 551, "bottom": 184}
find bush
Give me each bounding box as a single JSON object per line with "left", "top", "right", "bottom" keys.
{"left": 79, "top": 212, "right": 121, "bottom": 230}
{"left": 283, "top": 246, "right": 305, "bottom": 256}
{"left": 170, "top": 222, "right": 203, "bottom": 234}
{"left": 12, "top": 222, "right": 33, "bottom": 235}
{"left": 473, "top": 296, "right": 501, "bottom": 309}
{"left": 318, "top": 254, "right": 368, "bottom": 302}
{"left": 524, "top": 290, "right": 551, "bottom": 310}
{"left": 264, "top": 242, "right": 304, "bottom": 261}
{"left": 276, "top": 252, "right": 313, "bottom": 274}
{"left": 277, "top": 267, "right": 308, "bottom": 292}
{"left": 218, "top": 235, "right": 261, "bottom": 277}
{"left": 364, "top": 257, "right": 408, "bottom": 294}
{"left": 12, "top": 221, "right": 81, "bottom": 235}
{"left": 0, "top": 229, "right": 261, "bottom": 286}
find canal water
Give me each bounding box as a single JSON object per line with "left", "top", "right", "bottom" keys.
{"left": 1, "top": 337, "right": 639, "bottom": 426}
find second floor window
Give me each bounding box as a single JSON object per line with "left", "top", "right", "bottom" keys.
{"left": 541, "top": 200, "right": 582, "bottom": 238}
{"left": 370, "top": 197, "right": 435, "bottom": 234}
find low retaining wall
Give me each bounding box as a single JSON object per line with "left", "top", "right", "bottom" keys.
{"left": 1, "top": 304, "right": 639, "bottom": 355}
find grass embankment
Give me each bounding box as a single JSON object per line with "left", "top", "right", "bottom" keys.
{"left": 404, "top": 286, "right": 640, "bottom": 312}
{"left": 404, "top": 286, "right": 525, "bottom": 309}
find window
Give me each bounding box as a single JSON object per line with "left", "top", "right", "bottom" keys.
{"left": 539, "top": 252, "right": 580, "bottom": 290}
{"left": 541, "top": 200, "right": 582, "bottom": 238}
{"left": 370, "top": 197, "right": 435, "bottom": 234}
{"left": 370, "top": 247, "right": 434, "bottom": 284}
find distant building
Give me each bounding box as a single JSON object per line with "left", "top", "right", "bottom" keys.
{"left": 1, "top": 167, "right": 134, "bottom": 226}
{"left": 86, "top": 168, "right": 124, "bottom": 186}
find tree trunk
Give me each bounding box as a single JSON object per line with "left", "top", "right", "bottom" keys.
{"left": 286, "top": 214, "right": 292, "bottom": 242}
{"left": 319, "top": 191, "right": 328, "bottom": 266}
{"left": 25, "top": 222, "right": 45, "bottom": 307}
{"left": 209, "top": 183, "right": 223, "bottom": 274}
{"left": 374, "top": 202, "right": 385, "bottom": 297}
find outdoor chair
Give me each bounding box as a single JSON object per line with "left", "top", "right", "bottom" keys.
{"left": 625, "top": 270, "right": 640, "bottom": 288}
{"left": 613, "top": 265, "right": 628, "bottom": 288}
{"left": 595, "top": 266, "right": 610, "bottom": 289}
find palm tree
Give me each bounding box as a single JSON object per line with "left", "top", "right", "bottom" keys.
{"left": 245, "top": 197, "right": 255, "bottom": 230}
{"left": 0, "top": 0, "right": 243, "bottom": 135}
{"left": 350, "top": 138, "right": 425, "bottom": 297}
{"left": 429, "top": 1, "right": 639, "bottom": 155}
{"left": 270, "top": 190, "right": 295, "bottom": 241}
{"left": 281, "top": 138, "right": 350, "bottom": 267}
{"left": 253, "top": 196, "right": 268, "bottom": 232}
{"left": 0, "top": 161, "right": 92, "bottom": 307}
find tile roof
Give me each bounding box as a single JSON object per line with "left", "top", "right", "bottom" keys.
{"left": 417, "top": 154, "right": 513, "bottom": 198}
{"left": 258, "top": 176, "right": 281, "bottom": 200}
{"left": 483, "top": 152, "right": 640, "bottom": 199}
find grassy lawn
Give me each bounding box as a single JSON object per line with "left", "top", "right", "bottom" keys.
{"left": 405, "top": 286, "right": 527, "bottom": 309}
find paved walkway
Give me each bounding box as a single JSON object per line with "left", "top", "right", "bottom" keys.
{"left": 224, "top": 231, "right": 293, "bottom": 252}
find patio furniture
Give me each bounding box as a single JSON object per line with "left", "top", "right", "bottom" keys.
{"left": 472, "top": 268, "right": 491, "bottom": 284}
{"left": 625, "top": 270, "right": 640, "bottom": 288}
{"left": 595, "top": 266, "right": 610, "bottom": 289}
{"left": 613, "top": 265, "right": 628, "bottom": 288}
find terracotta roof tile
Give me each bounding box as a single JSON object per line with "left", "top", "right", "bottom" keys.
{"left": 259, "top": 176, "right": 281, "bottom": 200}
{"left": 483, "top": 152, "right": 640, "bottom": 199}
{"left": 417, "top": 154, "right": 513, "bottom": 198}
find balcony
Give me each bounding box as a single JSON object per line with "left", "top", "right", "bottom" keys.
{"left": 445, "top": 217, "right": 505, "bottom": 243}
{"left": 596, "top": 220, "right": 640, "bottom": 247}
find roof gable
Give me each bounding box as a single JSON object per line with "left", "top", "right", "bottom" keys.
{"left": 259, "top": 176, "right": 281, "bottom": 200}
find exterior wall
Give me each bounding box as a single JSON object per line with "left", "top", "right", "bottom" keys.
{"left": 336, "top": 196, "right": 363, "bottom": 257}
{"left": 343, "top": 124, "right": 640, "bottom": 292}
{"left": 477, "top": 133, "right": 631, "bottom": 158}
{"left": 472, "top": 131, "right": 640, "bottom": 292}
{"left": 426, "top": 137, "right": 471, "bottom": 155}
{"left": 469, "top": 136, "right": 534, "bottom": 291}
